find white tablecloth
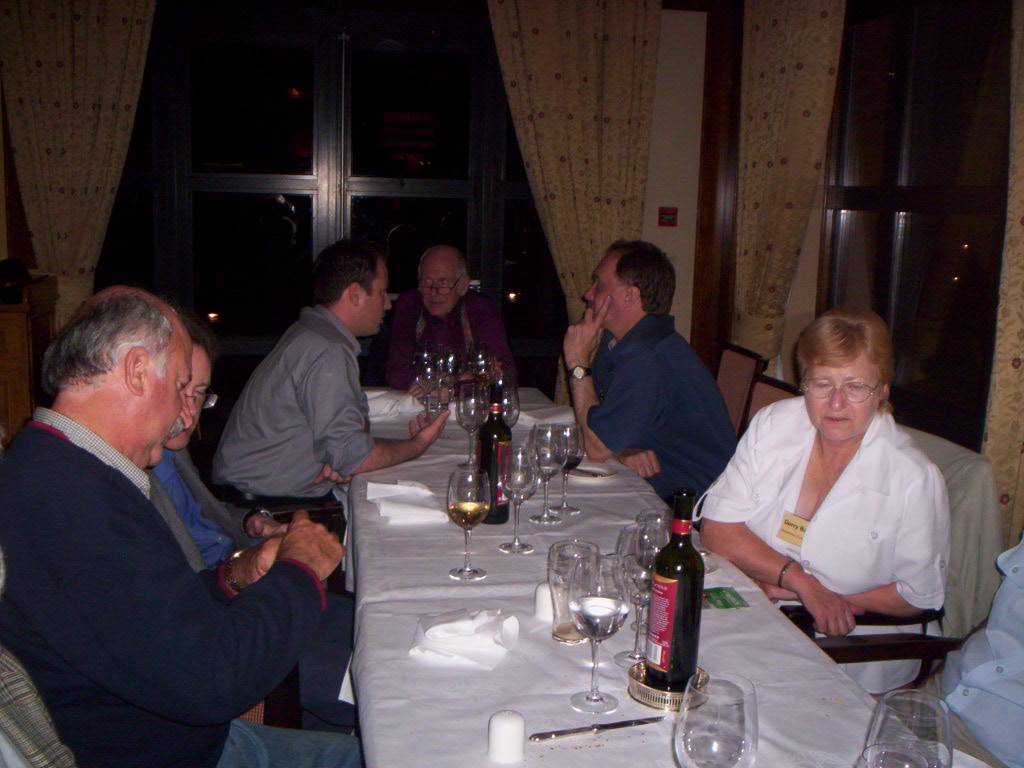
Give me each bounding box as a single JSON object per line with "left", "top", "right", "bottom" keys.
{"left": 348, "top": 389, "right": 879, "bottom": 767}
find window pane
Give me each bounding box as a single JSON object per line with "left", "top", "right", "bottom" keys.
{"left": 505, "top": 112, "right": 528, "bottom": 183}
{"left": 94, "top": 190, "right": 154, "bottom": 292}
{"left": 351, "top": 51, "right": 470, "bottom": 179}
{"left": 903, "top": 1, "right": 1010, "bottom": 187}
{"left": 502, "top": 200, "right": 565, "bottom": 339}
{"left": 192, "top": 45, "right": 314, "bottom": 175}
{"left": 888, "top": 212, "right": 1001, "bottom": 444}
{"left": 830, "top": 210, "right": 881, "bottom": 309}
{"left": 350, "top": 196, "right": 467, "bottom": 293}
{"left": 842, "top": 13, "right": 898, "bottom": 186}
{"left": 193, "top": 192, "right": 313, "bottom": 336}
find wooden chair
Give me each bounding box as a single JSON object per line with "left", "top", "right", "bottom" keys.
{"left": 779, "top": 605, "right": 961, "bottom": 684}
{"left": 742, "top": 373, "right": 802, "bottom": 433}
{"left": 716, "top": 344, "right": 767, "bottom": 435}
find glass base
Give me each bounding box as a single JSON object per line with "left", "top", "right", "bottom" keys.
{"left": 613, "top": 649, "right": 644, "bottom": 669}
{"left": 552, "top": 503, "right": 581, "bottom": 516}
{"left": 449, "top": 566, "right": 486, "bottom": 581}
{"left": 570, "top": 690, "right": 617, "bottom": 714}
{"left": 700, "top": 550, "right": 719, "bottom": 574}
{"left": 529, "top": 511, "right": 563, "bottom": 525}
{"left": 498, "top": 540, "right": 534, "bottom": 554}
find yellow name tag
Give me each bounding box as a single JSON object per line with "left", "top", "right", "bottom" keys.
{"left": 777, "top": 512, "right": 808, "bottom": 547}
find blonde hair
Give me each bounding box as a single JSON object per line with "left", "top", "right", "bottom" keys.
{"left": 796, "top": 308, "right": 894, "bottom": 408}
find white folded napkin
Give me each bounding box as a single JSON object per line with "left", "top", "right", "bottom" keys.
{"left": 515, "top": 406, "right": 576, "bottom": 427}
{"left": 409, "top": 609, "right": 519, "bottom": 670}
{"left": 366, "top": 481, "right": 447, "bottom": 525}
{"left": 365, "top": 388, "right": 423, "bottom": 418}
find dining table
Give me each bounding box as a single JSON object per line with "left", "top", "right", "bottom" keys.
{"left": 345, "top": 388, "right": 884, "bottom": 768}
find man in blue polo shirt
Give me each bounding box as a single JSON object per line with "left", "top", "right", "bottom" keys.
{"left": 563, "top": 240, "right": 735, "bottom": 499}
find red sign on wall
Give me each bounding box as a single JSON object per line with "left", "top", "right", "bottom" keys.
{"left": 658, "top": 207, "right": 678, "bottom": 227}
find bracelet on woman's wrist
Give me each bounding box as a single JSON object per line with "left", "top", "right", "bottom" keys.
{"left": 223, "top": 549, "right": 246, "bottom": 594}
{"left": 777, "top": 557, "right": 797, "bottom": 588}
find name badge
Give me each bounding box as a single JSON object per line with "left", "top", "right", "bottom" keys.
{"left": 777, "top": 512, "right": 808, "bottom": 547}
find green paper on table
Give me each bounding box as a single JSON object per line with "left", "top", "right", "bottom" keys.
{"left": 702, "top": 587, "right": 749, "bottom": 609}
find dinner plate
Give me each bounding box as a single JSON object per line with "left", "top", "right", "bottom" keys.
{"left": 568, "top": 464, "right": 617, "bottom": 481}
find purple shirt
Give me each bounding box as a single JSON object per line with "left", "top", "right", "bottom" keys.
{"left": 386, "top": 289, "right": 516, "bottom": 390}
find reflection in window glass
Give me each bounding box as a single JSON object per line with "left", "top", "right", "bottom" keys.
{"left": 192, "top": 45, "right": 314, "bottom": 175}
{"left": 903, "top": 1, "right": 1010, "bottom": 187}
{"left": 352, "top": 51, "right": 470, "bottom": 179}
{"left": 830, "top": 210, "right": 880, "bottom": 310}
{"left": 889, "top": 213, "right": 1001, "bottom": 411}
{"left": 193, "top": 193, "right": 312, "bottom": 336}
{"left": 502, "top": 200, "right": 566, "bottom": 339}
{"left": 350, "top": 196, "right": 467, "bottom": 294}
{"left": 843, "top": 14, "right": 896, "bottom": 187}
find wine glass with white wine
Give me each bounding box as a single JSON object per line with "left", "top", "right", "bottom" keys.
{"left": 445, "top": 466, "right": 490, "bottom": 581}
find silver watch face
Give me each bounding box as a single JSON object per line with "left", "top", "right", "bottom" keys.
{"left": 571, "top": 366, "right": 588, "bottom": 379}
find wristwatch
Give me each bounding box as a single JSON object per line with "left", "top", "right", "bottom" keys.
{"left": 569, "top": 365, "right": 591, "bottom": 380}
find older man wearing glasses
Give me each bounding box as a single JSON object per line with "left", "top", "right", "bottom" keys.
{"left": 385, "top": 244, "right": 516, "bottom": 391}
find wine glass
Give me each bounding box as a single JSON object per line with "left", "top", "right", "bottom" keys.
{"left": 614, "top": 521, "right": 668, "bottom": 668}
{"left": 445, "top": 466, "right": 490, "bottom": 581}
{"left": 529, "top": 424, "right": 565, "bottom": 525}
{"left": 498, "top": 444, "right": 539, "bottom": 554}
{"left": 552, "top": 423, "right": 583, "bottom": 516}
{"left": 501, "top": 381, "right": 520, "bottom": 427}
{"left": 455, "top": 381, "right": 487, "bottom": 465}
{"left": 673, "top": 673, "right": 758, "bottom": 768}
{"left": 547, "top": 539, "right": 599, "bottom": 644}
{"left": 415, "top": 356, "right": 440, "bottom": 414}
{"left": 465, "top": 343, "right": 493, "bottom": 385}
{"left": 858, "top": 744, "right": 931, "bottom": 768}
{"left": 568, "top": 552, "right": 628, "bottom": 714}
{"left": 865, "top": 690, "right": 952, "bottom": 768}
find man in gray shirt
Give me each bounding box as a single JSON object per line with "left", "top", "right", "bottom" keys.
{"left": 214, "top": 239, "right": 449, "bottom": 499}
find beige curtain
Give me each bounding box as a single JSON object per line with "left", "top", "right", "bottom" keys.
{"left": 488, "top": 0, "right": 661, "bottom": 383}
{"left": 733, "top": 0, "right": 845, "bottom": 364}
{"left": 982, "top": 0, "right": 1024, "bottom": 547}
{"left": 0, "top": 0, "right": 155, "bottom": 323}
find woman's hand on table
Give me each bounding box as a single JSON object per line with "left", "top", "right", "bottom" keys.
{"left": 789, "top": 571, "right": 862, "bottom": 636}
{"left": 755, "top": 580, "right": 798, "bottom": 603}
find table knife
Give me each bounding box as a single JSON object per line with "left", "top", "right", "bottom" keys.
{"left": 529, "top": 715, "right": 664, "bottom": 742}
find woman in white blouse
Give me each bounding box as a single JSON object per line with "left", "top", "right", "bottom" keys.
{"left": 701, "top": 308, "right": 950, "bottom": 693}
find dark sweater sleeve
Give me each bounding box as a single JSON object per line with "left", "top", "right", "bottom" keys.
{"left": 0, "top": 434, "right": 323, "bottom": 726}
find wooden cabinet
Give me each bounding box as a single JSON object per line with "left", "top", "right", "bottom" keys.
{"left": 0, "top": 276, "right": 58, "bottom": 446}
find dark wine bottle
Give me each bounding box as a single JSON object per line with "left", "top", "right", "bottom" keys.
{"left": 645, "top": 487, "right": 705, "bottom": 691}
{"left": 477, "top": 382, "right": 511, "bottom": 524}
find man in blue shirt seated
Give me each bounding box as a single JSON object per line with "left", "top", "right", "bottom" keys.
{"left": 150, "top": 308, "right": 357, "bottom": 733}
{"left": 936, "top": 535, "right": 1024, "bottom": 768}
{"left": 563, "top": 240, "right": 736, "bottom": 499}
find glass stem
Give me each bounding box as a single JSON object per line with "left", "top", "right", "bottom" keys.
{"left": 542, "top": 476, "right": 550, "bottom": 513}
{"left": 511, "top": 499, "right": 522, "bottom": 544}
{"left": 559, "top": 470, "right": 569, "bottom": 507}
{"left": 589, "top": 639, "right": 602, "bottom": 700}
{"left": 467, "top": 428, "right": 476, "bottom": 463}
{"left": 631, "top": 601, "right": 644, "bottom": 656}
{"left": 463, "top": 528, "right": 472, "bottom": 572}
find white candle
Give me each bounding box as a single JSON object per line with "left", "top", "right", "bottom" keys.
{"left": 488, "top": 709, "right": 525, "bottom": 763}
{"left": 534, "top": 581, "right": 553, "bottom": 622}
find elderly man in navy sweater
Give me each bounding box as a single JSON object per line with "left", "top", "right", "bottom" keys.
{"left": 0, "top": 287, "right": 360, "bottom": 768}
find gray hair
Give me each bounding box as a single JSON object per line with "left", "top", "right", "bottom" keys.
{"left": 42, "top": 291, "right": 174, "bottom": 395}
{"left": 418, "top": 245, "right": 467, "bottom": 282}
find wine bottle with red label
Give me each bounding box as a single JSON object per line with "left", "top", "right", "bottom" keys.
{"left": 644, "top": 487, "right": 704, "bottom": 691}
{"left": 477, "top": 382, "right": 511, "bottom": 524}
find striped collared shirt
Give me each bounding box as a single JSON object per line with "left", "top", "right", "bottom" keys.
{"left": 31, "top": 408, "right": 151, "bottom": 499}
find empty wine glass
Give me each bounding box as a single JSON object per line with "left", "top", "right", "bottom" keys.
{"left": 865, "top": 690, "right": 952, "bottom": 768}
{"left": 673, "top": 673, "right": 758, "bottom": 768}
{"left": 859, "top": 744, "right": 931, "bottom": 768}
{"left": 568, "top": 552, "right": 628, "bottom": 714}
{"left": 552, "top": 423, "right": 583, "bottom": 516}
{"left": 529, "top": 424, "right": 565, "bottom": 525}
{"left": 445, "top": 466, "right": 490, "bottom": 581}
{"left": 498, "top": 444, "right": 539, "bottom": 554}
{"left": 501, "top": 381, "right": 520, "bottom": 427}
{"left": 614, "top": 521, "right": 668, "bottom": 668}
{"left": 416, "top": 356, "right": 440, "bottom": 414}
{"left": 455, "top": 381, "right": 487, "bottom": 465}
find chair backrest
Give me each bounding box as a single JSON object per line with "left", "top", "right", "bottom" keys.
{"left": 743, "top": 373, "right": 802, "bottom": 433}
{"left": 716, "top": 344, "right": 767, "bottom": 435}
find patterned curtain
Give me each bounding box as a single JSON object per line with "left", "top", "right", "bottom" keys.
{"left": 983, "top": 0, "right": 1024, "bottom": 547}
{"left": 488, "top": 0, "right": 661, "bottom": 400}
{"left": 733, "top": 0, "right": 845, "bottom": 365}
{"left": 0, "top": 0, "right": 155, "bottom": 323}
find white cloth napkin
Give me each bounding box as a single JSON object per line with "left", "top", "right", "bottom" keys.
{"left": 408, "top": 609, "right": 519, "bottom": 670}
{"left": 515, "top": 406, "right": 576, "bottom": 427}
{"left": 365, "top": 481, "right": 447, "bottom": 525}
{"left": 365, "top": 388, "right": 423, "bottom": 418}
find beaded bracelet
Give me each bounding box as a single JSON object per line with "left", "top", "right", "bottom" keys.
{"left": 777, "top": 557, "right": 797, "bottom": 588}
